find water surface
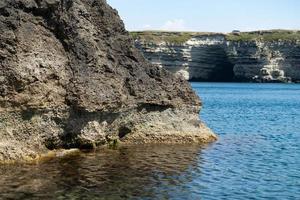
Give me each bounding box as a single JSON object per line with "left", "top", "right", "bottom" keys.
{"left": 192, "top": 83, "right": 300, "bottom": 200}
{"left": 1, "top": 83, "right": 299, "bottom": 199}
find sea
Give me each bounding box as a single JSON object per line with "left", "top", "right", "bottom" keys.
{"left": 0, "top": 83, "right": 299, "bottom": 200}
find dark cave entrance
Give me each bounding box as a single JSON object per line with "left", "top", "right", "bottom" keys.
{"left": 209, "top": 56, "right": 235, "bottom": 82}
{"left": 189, "top": 45, "right": 235, "bottom": 82}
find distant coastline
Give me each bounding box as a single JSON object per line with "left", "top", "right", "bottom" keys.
{"left": 130, "top": 30, "right": 300, "bottom": 44}
{"left": 132, "top": 30, "right": 300, "bottom": 83}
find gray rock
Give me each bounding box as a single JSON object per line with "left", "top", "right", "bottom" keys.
{"left": 0, "top": 0, "right": 216, "bottom": 163}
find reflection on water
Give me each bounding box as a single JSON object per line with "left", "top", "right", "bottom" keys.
{"left": 0, "top": 144, "right": 208, "bottom": 200}
{"left": 1, "top": 83, "right": 300, "bottom": 200}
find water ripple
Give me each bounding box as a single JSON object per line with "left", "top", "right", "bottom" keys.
{"left": 0, "top": 83, "right": 300, "bottom": 199}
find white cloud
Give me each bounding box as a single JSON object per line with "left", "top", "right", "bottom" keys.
{"left": 161, "top": 19, "right": 187, "bottom": 31}
{"left": 143, "top": 24, "right": 152, "bottom": 30}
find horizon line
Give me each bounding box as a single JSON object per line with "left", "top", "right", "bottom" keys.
{"left": 128, "top": 29, "right": 300, "bottom": 34}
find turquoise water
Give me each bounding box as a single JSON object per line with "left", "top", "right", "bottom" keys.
{"left": 0, "top": 83, "right": 299, "bottom": 199}
{"left": 192, "top": 83, "right": 300, "bottom": 200}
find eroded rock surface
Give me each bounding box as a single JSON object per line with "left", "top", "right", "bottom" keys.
{"left": 0, "top": 0, "right": 216, "bottom": 162}
{"left": 134, "top": 32, "right": 300, "bottom": 83}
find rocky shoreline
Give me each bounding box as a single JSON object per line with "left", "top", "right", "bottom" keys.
{"left": 133, "top": 31, "right": 300, "bottom": 83}
{"left": 0, "top": 0, "right": 216, "bottom": 163}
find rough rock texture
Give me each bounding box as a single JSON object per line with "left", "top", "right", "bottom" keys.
{"left": 0, "top": 0, "right": 216, "bottom": 162}
{"left": 135, "top": 33, "right": 300, "bottom": 82}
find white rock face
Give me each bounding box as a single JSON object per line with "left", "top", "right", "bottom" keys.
{"left": 135, "top": 35, "right": 300, "bottom": 82}
{"left": 186, "top": 35, "right": 225, "bottom": 46}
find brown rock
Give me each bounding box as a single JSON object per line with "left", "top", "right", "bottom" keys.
{"left": 0, "top": 0, "right": 216, "bottom": 163}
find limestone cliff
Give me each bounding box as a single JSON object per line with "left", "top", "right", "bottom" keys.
{"left": 0, "top": 0, "right": 216, "bottom": 162}
{"left": 133, "top": 31, "right": 300, "bottom": 83}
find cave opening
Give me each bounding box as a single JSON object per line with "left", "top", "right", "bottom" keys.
{"left": 210, "top": 56, "right": 235, "bottom": 82}
{"left": 189, "top": 46, "right": 235, "bottom": 82}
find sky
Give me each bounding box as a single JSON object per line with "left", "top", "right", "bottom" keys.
{"left": 107, "top": 0, "right": 300, "bottom": 33}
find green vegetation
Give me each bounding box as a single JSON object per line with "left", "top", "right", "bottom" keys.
{"left": 130, "top": 30, "right": 300, "bottom": 43}
{"left": 226, "top": 30, "right": 300, "bottom": 42}
{"left": 107, "top": 138, "right": 119, "bottom": 149}
{"left": 225, "top": 32, "right": 257, "bottom": 42}
{"left": 130, "top": 31, "right": 199, "bottom": 44}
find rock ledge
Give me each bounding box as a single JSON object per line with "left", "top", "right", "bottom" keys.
{"left": 0, "top": 0, "right": 216, "bottom": 162}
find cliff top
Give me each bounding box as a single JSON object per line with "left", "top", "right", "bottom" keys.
{"left": 226, "top": 30, "right": 300, "bottom": 42}
{"left": 130, "top": 31, "right": 219, "bottom": 44}
{"left": 131, "top": 30, "right": 300, "bottom": 44}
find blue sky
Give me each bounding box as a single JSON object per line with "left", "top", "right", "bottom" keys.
{"left": 107, "top": 0, "right": 300, "bottom": 32}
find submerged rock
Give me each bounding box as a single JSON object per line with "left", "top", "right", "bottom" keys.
{"left": 0, "top": 0, "right": 216, "bottom": 162}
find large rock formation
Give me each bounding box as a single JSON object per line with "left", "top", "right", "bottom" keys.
{"left": 134, "top": 31, "right": 300, "bottom": 83}
{"left": 0, "top": 0, "right": 216, "bottom": 162}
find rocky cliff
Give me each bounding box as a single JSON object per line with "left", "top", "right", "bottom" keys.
{"left": 0, "top": 0, "right": 216, "bottom": 163}
{"left": 133, "top": 31, "right": 300, "bottom": 82}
